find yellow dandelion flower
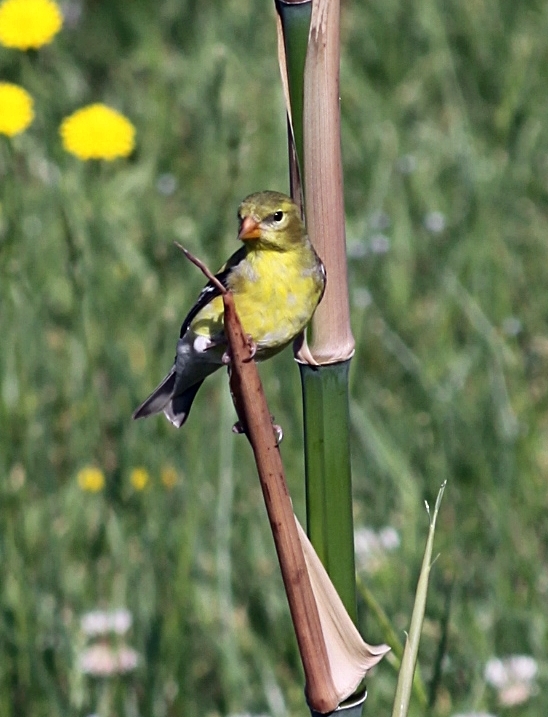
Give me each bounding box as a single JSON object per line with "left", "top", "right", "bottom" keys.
{"left": 129, "top": 467, "right": 149, "bottom": 491}
{"left": 0, "top": 82, "right": 34, "bottom": 136}
{"left": 77, "top": 466, "right": 105, "bottom": 493}
{"left": 160, "top": 465, "right": 178, "bottom": 490}
{"left": 60, "top": 104, "right": 136, "bottom": 161}
{"left": 0, "top": 0, "right": 63, "bottom": 50}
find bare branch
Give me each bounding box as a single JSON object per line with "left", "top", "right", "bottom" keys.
{"left": 222, "top": 292, "right": 339, "bottom": 714}
{"left": 174, "top": 242, "right": 227, "bottom": 294}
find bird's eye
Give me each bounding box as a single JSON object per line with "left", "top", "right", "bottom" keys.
{"left": 272, "top": 210, "right": 284, "bottom": 223}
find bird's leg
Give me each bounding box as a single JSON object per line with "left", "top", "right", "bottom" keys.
{"left": 221, "top": 335, "right": 255, "bottom": 364}
{"left": 204, "top": 337, "right": 229, "bottom": 364}
{"left": 228, "top": 362, "right": 280, "bottom": 443}
{"left": 227, "top": 363, "right": 248, "bottom": 435}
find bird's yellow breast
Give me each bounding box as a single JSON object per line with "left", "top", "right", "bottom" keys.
{"left": 190, "top": 244, "right": 324, "bottom": 357}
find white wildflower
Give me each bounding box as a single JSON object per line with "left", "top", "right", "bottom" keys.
{"left": 369, "top": 233, "right": 390, "bottom": 254}
{"left": 484, "top": 655, "right": 538, "bottom": 707}
{"left": 79, "top": 644, "right": 139, "bottom": 677}
{"left": 424, "top": 210, "right": 446, "bottom": 233}
{"left": 80, "top": 611, "right": 110, "bottom": 637}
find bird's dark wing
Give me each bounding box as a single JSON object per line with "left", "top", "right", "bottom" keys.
{"left": 179, "top": 246, "right": 247, "bottom": 338}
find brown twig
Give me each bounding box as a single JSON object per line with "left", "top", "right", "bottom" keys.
{"left": 174, "top": 242, "right": 227, "bottom": 294}
{"left": 222, "top": 291, "right": 338, "bottom": 714}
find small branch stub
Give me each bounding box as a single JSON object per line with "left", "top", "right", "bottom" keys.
{"left": 174, "top": 242, "right": 227, "bottom": 294}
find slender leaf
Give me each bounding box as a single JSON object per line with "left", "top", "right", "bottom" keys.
{"left": 391, "top": 482, "right": 447, "bottom": 717}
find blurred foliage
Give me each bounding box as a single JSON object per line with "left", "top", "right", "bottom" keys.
{"left": 1, "top": 0, "right": 548, "bottom": 715}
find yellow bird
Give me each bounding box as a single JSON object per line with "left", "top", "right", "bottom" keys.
{"left": 133, "top": 191, "right": 326, "bottom": 427}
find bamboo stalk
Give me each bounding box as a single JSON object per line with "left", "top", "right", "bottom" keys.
{"left": 297, "top": 0, "right": 358, "bottom": 627}
{"left": 276, "top": 0, "right": 359, "bottom": 635}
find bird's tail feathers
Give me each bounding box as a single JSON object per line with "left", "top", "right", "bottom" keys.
{"left": 132, "top": 370, "right": 177, "bottom": 420}
{"left": 163, "top": 379, "right": 205, "bottom": 428}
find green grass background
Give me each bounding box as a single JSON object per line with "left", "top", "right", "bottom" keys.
{"left": 1, "top": 0, "right": 548, "bottom": 715}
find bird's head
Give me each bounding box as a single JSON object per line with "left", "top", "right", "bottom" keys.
{"left": 237, "top": 191, "right": 305, "bottom": 250}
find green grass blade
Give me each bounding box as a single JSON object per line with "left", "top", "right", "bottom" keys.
{"left": 391, "top": 482, "right": 447, "bottom": 717}
{"left": 357, "top": 577, "right": 428, "bottom": 708}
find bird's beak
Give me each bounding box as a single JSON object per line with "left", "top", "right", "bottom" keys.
{"left": 238, "top": 216, "right": 261, "bottom": 240}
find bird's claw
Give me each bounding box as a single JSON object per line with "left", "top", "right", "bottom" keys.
{"left": 232, "top": 418, "right": 282, "bottom": 444}
{"left": 272, "top": 420, "right": 283, "bottom": 445}
{"left": 243, "top": 335, "right": 257, "bottom": 363}
{"left": 222, "top": 336, "right": 255, "bottom": 364}
{"left": 232, "top": 420, "right": 246, "bottom": 435}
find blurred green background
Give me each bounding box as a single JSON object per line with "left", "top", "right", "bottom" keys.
{"left": 1, "top": 0, "right": 547, "bottom": 715}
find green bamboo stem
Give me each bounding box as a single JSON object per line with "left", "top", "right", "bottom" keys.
{"left": 300, "top": 361, "right": 357, "bottom": 624}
